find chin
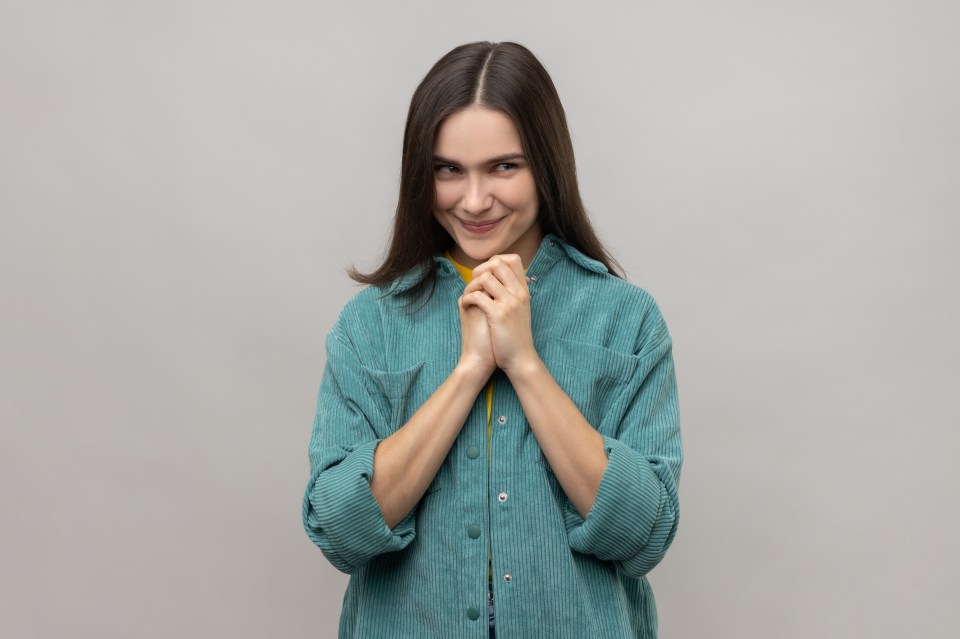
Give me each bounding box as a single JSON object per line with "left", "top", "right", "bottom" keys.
{"left": 461, "top": 239, "right": 509, "bottom": 263}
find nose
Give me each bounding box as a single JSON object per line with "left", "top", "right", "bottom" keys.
{"left": 460, "top": 174, "right": 493, "bottom": 216}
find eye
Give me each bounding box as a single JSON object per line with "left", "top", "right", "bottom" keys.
{"left": 434, "top": 164, "right": 460, "bottom": 174}
{"left": 494, "top": 162, "right": 517, "bottom": 172}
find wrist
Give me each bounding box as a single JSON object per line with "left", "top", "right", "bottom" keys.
{"left": 500, "top": 351, "right": 545, "bottom": 382}
{"left": 453, "top": 357, "right": 495, "bottom": 390}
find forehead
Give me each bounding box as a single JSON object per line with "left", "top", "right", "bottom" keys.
{"left": 433, "top": 107, "right": 523, "bottom": 162}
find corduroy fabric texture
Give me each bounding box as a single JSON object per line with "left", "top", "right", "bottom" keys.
{"left": 302, "top": 234, "right": 682, "bottom": 638}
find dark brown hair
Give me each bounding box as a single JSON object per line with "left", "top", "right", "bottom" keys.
{"left": 350, "top": 41, "right": 623, "bottom": 303}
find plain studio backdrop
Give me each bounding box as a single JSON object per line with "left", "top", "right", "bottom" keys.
{"left": 1, "top": 1, "right": 957, "bottom": 637}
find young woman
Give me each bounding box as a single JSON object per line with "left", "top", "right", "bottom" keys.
{"left": 302, "top": 41, "right": 682, "bottom": 639}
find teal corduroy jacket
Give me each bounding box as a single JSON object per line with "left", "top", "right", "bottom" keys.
{"left": 302, "top": 234, "right": 682, "bottom": 638}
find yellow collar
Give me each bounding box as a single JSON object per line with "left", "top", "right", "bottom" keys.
{"left": 444, "top": 251, "right": 475, "bottom": 284}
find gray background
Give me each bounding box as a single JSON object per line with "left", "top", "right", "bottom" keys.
{"left": 1, "top": 0, "right": 957, "bottom": 637}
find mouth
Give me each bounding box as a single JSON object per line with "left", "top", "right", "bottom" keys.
{"left": 458, "top": 216, "right": 505, "bottom": 235}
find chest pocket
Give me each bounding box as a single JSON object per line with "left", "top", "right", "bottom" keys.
{"left": 360, "top": 361, "right": 430, "bottom": 435}
{"left": 540, "top": 336, "right": 639, "bottom": 436}
{"left": 360, "top": 361, "right": 444, "bottom": 493}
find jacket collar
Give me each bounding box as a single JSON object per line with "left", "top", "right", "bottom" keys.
{"left": 387, "top": 233, "right": 607, "bottom": 294}
{"left": 533, "top": 233, "right": 609, "bottom": 276}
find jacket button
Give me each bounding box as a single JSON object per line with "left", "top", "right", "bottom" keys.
{"left": 467, "top": 524, "right": 481, "bottom": 539}
{"left": 503, "top": 572, "right": 513, "bottom": 583}
{"left": 497, "top": 415, "right": 507, "bottom": 425}
{"left": 498, "top": 492, "right": 508, "bottom": 503}
{"left": 466, "top": 444, "right": 480, "bottom": 459}
{"left": 467, "top": 606, "right": 480, "bottom": 620}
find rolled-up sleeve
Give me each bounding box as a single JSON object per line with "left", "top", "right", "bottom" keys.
{"left": 301, "top": 327, "right": 416, "bottom": 574}
{"left": 565, "top": 329, "right": 682, "bottom": 578}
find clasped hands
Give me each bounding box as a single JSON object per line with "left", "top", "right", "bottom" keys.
{"left": 457, "top": 254, "right": 539, "bottom": 377}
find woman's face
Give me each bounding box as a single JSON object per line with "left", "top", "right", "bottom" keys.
{"left": 432, "top": 107, "right": 542, "bottom": 269}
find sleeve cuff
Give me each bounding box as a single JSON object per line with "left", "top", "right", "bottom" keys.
{"left": 304, "top": 439, "right": 416, "bottom": 573}
{"left": 565, "top": 436, "right": 663, "bottom": 561}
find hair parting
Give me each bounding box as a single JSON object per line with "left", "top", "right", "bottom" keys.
{"left": 472, "top": 47, "right": 495, "bottom": 105}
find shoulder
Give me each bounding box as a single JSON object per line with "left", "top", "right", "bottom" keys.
{"left": 336, "top": 284, "right": 390, "bottom": 319}
{"left": 333, "top": 256, "right": 456, "bottom": 326}
{"left": 549, "top": 239, "right": 670, "bottom": 350}
{"left": 602, "top": 275, "right": 666, "bottom": 328}
{"left": 591, "top": 274, "right": 671, "bottom": 357}
{"left": 328, "top": 283, "right": 398, "bottom": 347}
{"left": 326, "top": 262, "right": 455, "bottom": 366}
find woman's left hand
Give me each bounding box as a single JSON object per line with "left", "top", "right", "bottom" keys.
{"left": 460, "top": 254, "right": 539, "bottom": 374}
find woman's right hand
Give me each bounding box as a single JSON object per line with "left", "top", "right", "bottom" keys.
{"left": 457, "top": 293, "right": 496, "bottom": 378}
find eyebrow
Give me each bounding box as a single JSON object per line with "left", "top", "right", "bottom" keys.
{"left": 433, "top": 152, "right": 527, "bottom": 166}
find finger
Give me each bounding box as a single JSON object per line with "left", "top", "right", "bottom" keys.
{"left": 502, "top": 253, "right": 526, "bottom": 282}
{"left": 460, "top": 290, "right": 497, "bottom": 314}
{"left": 463, "top": 277, "right": 496, "bottom": 299}
{"left": 471, "top": 258, "right": 507, "bottom": 285}
{"left": 476, "top": 254, "right": 525, "bottom": 283}
{"left": 474, "top": 252, "right": 518, "bottom": 271}
{"left": 470, "top": 261, "right": 491, "bottom": 280}
{"left": 478, "top": 257, "right": 527, "bottom": 296}
{"left": 472, "top": 271, "right": 509, "bottom": 300}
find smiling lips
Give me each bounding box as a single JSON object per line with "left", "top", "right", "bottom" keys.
{"left": 458, "top": 216, "right": 504, "bottom": 234}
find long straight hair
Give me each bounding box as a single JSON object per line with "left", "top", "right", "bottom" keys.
{"left": 350, "top": 41, "right": 623, "bottom": 304}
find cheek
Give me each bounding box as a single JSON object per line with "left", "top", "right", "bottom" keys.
{"left": 501, "top": 177, "right": 538, "bottom": 211}
{"left": 434, "top": 181, "right": 458, "bottom": 210}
